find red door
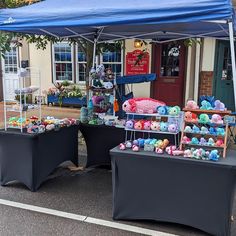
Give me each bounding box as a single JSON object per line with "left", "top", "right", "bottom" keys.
{"left": 151, "top": 42, "right": 186, "bottom": 107}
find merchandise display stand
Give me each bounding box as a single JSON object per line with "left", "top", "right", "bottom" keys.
{"left": 3, "top": 67, "right": 42, "bottom": 132}
{"left": 125, "top": 112, "right": 182, "bottom": 147}
{"left": 180, "top": 109, "right": 231, "bottom": 158}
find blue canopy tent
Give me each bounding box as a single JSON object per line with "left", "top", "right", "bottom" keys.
{"left": 0, "top": 0, "right": 236, "bottom": 109}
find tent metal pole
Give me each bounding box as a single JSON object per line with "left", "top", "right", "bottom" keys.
{"left": 228, "top": 21, "right": 236, "bottom": 111}
{"left": 92, "top": 38, "right": 97, "bottom": 68}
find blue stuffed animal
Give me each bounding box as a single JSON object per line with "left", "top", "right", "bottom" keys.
{"left": 209, "top": 150, "right": 220, "bottom": 161}
{"left": 192, "top": 125, "right": 200, "bottom": 133}
{"left": 209, "top": 127, "right": 216, "bottom": 135}
{"left": 160, "top": 122, "right": 168, "bottom": 132}
{"left": 200, "top": 100, "right": 213, "bottom": 110}
{"left": 191, "top": 137, "right": 199, "bottom": 145}
{"left": 157, "top": 106, "right": 168, "bottom": 115}
{"left": 216, "top": 128, "right": 225, "bottom": 136}
{"left": 144, "top": 139, "right": 152, "bottom": 144}
{"left": 138, "top": 138, "right": 145, "bottom": 148}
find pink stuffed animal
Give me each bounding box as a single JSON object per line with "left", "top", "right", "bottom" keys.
{"left": 182, "top": 136, "right": 190, "bottom": 144}
{"left": 185, "top": 100, "right": 199, "bottom": 110}
{"left": 165, "top": 145, "right": 177, "bottom": 155}
{"left": 211, "top": 114, "right": 223, "bottom": 124}
{"left": 143, "top": 120, "right": 151, "bottom": 130}
{"left": 122, "top": 98, "right": 165, "bottom": 114}
{"left": 134, "top": 120, "right": 144, "bottom": 130}
{"left": 151, "top": 121, "right": 160, "bottom": 131}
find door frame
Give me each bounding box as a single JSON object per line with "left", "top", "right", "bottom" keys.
{"left": 150, "top": 42, "right": 186, "bottom": 107}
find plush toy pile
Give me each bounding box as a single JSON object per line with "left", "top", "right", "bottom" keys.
{"left": 184, "top": 112, "right": 224, "bottom": 124}
{"left": 183, "top": 148, "right": 220, "bottom": 161}
{"left": 8, "top": 116, "right": 79, "bottom": 134}
{"left": 184, "top": 125, "right": 225, "bottom": 136}
{"left": 185, "top": 99, "right": 226, "bottom": 111}
{"left": 182, "top": 136, "right": 224, "bottom": 147}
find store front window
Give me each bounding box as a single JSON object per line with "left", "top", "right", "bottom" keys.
{"left": 53, "top": 42, "right": 73, "bottom": 81}
{"left": 77, "top": 45, "right": 87, "bottom": 82}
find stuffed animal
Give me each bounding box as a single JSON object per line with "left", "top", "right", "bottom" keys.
{"left": 103, "top": 81, "right": 113, "bottom": 89}
{"left": 209, "top": 150, "right": 220, "bottom": 161}
{"left": 211, "top": 114, "right": 223, "bottom": 124}
{"left": 143, "top": 120, "right": 151, "bottom": 130}
{"left": 214, "top": 100, "right": 226, "bottom": 111}
{"left": 155, "top": 140, "right": 163, "bottom": 148}
{"left": 125, "top": 141, "right": 132, "bottom": 148}
{"left": 199, "top": 137, "right": 207, "bottom": 146}
{"left": 150, "top": 139, "right": 158, "bottom": 145}
{"left": 184, "top": 126, "right": 192, "bottom": 133}
{"left": 132, "top": 145, "right": 139, "bottom": 152}
{"left": 122, "top": 98, "right": 166, "bottom": 114}
{"left": 157, "top": 106, "right": 168, "bottom": 115}
{"left": 200, "top": 126, "right": 209, "bottom": 135}
{"left": 185, "top": 100, "right": 199, "bottom": 109}
{"left": 215, "top": 139, "right": 224, "bottom": 147}
{"left": 191, "top": 137, "right": 199, "bottom": 145}
{"left": 119, "top": 143, "right": 126, "bottom": 150}
{"left": 208, "top": 138, "right": 215, "bottom": 146}
{"left": 160, "top": 139, "right": 169, "bottom": 149}
{"left": 200, "top": 100, "right": 213, "bottom": 110}
{"left": 151, "top": 121, "right": 160, "bottom": 131}
{"left": 134, "top": 120, "right": 144, "bottom": 130}
{"left": 182, "top": 136, "right": 191, "bottom": 144}
{"left": 92, "top": 95, "right": 104, "bottom": 105}
{"left": 168, "top": 106, "right": 181, "bottom": 116}
{"left": 168, "top": 124, "right": 178, "bottom": 133}
{"left": 192, "top": 125, "right": 200, "bottom": 133}
{"left": 198, "top": 114, "right": 210, "bottom": 124}
{"left": 216, "top": 127, "right": 225, "bottom": 136}
{"left": 165, "top": 145, "right": 177, "bottom": 155}
{"left": 155, "top": 148, "right": 164, "bottom": 154}
{"left": 185, "top": 111, "right": 198, "bottom": 122}
{"left": 172, "top": 150, "right": 184, "bottom": 156}
{"left": 160, "top": 122, "right": 168, "bottom": 132}
{"left": 184, "top": 149, "right": 192, "bottom": 158}
{"left": 144, "top": 139, "right": 152, "bottom": 144}
{"left": 125, "top": 120, "right": 134, "bottom": 129}
{"left": 138, "top": 138, "right": 145, "bottom": 148}
{"left": 133, "top": 139, "right": 139, "bottom": 146}
{"left": 209, "top": 127, "right": 217, "bottom": 135}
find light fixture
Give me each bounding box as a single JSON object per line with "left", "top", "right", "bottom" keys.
{"left": 134, "top": 39, "right": 142, "bottom": 48}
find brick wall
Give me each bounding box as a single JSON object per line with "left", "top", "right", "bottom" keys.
{"left": 199, "top": 71, "right": 214, "bottom": 96}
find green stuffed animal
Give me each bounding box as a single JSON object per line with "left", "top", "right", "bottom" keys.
{"left": 168, "top": 106, "right": 181, "bottom": 116}
{"left": 198, "top": 114, "right": 210, "bottom": 124}
{"left": 200, "top": 100, "right": 213, "bottom": 110}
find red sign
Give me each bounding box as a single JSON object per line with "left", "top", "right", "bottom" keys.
{"left": 126, "top": 50, "right": 150, "bottom": 75}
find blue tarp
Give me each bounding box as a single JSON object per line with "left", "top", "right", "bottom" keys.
{"left": 116, "top": 74, "right": 156, "bottom": 85}
{"left": 0, "top": 0, "right": 234, "bottom": 41}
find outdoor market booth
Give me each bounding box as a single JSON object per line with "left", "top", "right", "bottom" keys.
{"left": 1, "top": 0, "right": 236, "bottom": 235}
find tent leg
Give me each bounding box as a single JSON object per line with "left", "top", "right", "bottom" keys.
{"left": 92, "top": 39, "right": 97, "bottom": 68}
{"left": 229, "top": 21, "right": 236, "bottom": 111}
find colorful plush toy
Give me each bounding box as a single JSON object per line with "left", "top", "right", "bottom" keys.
{"left": 211, "top": 114, "right": 223, "bottom": 124}
{"left": 200, "top": 100, "right": 213, "bottom": 110}
{"left": 214, "top": 100, "right": 226, "bottom": 111}
{"left": 200, "top": 126, "right": 209, "bottom": 135}
{"left": 157, "top": 106, "right": 168, "bottom": 115}
{"left": 199, "top": 137, "right": 207, "bottom": 146}
{"left": 143, "top": 120, "right": 151, "bottom": 130}
{"left": 125, "top": 120, "right": 134, "bottom": 129}
{"left": 172, "top": 150, "right": 184, "bottom": 156}
{"left": 150, "top": 139, "right": 158, "bottom": 145}
{"left": 144, "top": 139, "right": 152, "bottom": 144}
{"left": 165, "top": 145, "right": 177, "bottom": 155}
{"left": 132, "top": 145, "right": 139, "bottom": 152}
{"left": 160, "top": 122, "right": 168, "bottom": 132}
{"left": 184, "top": 126, "right": 192, "bottom": 133}
{"left": 138, "top": 138, "right": 145, "bottom": 148}
{"left": 208, "top": 138, "right": 215, "bottom": 146}
{"left": 168, "top": 106, "right": 181, "bottom": 116}
{"left": 182, "top": 136, "right": 191, "bottom": 144}
{"left": 133, "top": 139, "right": 139, "bottom": 146}
{"left": 198, "top": 114, "right": 210, "bottom": 124}
{"left": 168, "top": 124, "right": 178, "bottom": 133}
{"left": 191, "top": 137, "right": 199, "bottom": 145}
{"left": 215, "top": 139, "right": 224, "bottom": 147}
{"left": 184, "top": 149, "right": 192, "bottom": 158}
{"left": 155, "top": 148, "right": 164, "bottom": 154}
{"left": 216, "top": 127, "right": 225, "bottom": 136}
{"left": 151, "top": 121, "right": 160, "bottom": 131}
{"left": 160, "top": 139, "right": 169, "bottom": 149}
{"left": 185, "top": 111, "right": 198, "bottom": 122}
{"left": 209, "top": 127, "right": 217, "bottom": 135}
{"left": 119, "top": 143, "right": 126, "bottom": 150}
{"left": 125, "top": 141, "right": 132, "bottom": 148}
{"left": 209, "top": 150, "right": 220, "bottom": 161}
{"left": 134, "top": 120, "right": 144, "bottom": 130}
{"left": 122, "top": 98, "right": 166, "bottom": 114}
{"left": 192, "top": 125, "right": 200, "bottom": 133}
{"left": 185, "top": 100, "right": 199, "bottom": 110}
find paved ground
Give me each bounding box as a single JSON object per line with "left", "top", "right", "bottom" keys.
{"left": 0, "top": 102, "right": 220, "bottom": 235}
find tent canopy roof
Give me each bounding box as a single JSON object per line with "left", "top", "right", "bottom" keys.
{"left": 0, "top": 0, "right": 234, "bottom": 42}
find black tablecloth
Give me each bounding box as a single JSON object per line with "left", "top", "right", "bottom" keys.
{"left": 0, "top": 126, "right": 79, "bottom": 191}
{"left": 110, "top": 147, "right": 236, "bottom": 236}
{"left": 79, "top": 124, "right": 125, "bottom": 167}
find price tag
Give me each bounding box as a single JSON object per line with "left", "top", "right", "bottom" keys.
{"left": 224, "top": 115, "right": 235, "bottom": 124}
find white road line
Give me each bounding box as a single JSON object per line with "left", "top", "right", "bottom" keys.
{"left": 0, "top": 199, "right": 177, "bottom": 236}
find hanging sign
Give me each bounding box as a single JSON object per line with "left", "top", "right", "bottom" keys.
{"left": 126, "top": 50, "right": 149, "bottom": 75}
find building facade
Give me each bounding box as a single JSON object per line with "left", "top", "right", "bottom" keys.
{"left": 0, "top": 38, "right": 234, "bottom": 111}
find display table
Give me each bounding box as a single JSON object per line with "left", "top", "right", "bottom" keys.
{"left": 0, "top": 126, "right": 79, "bottom": 191}
{"left": 79, "top": 123, "right": 125, "bottom": 167}
{"left": 110, "top": 147, "right": 236, "bottom": 236}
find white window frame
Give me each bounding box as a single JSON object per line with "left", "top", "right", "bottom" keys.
{"left": 3, "top": 46, "right": 19, "bottom": 74}
{"left": 100, "top": 45, "right": 124, "bottom": 77}
{"left": 75, "top": 43, "right": 87, "bottom": 84}
{"left": 52, "top": 41, "right": 74, "bottom": 83}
